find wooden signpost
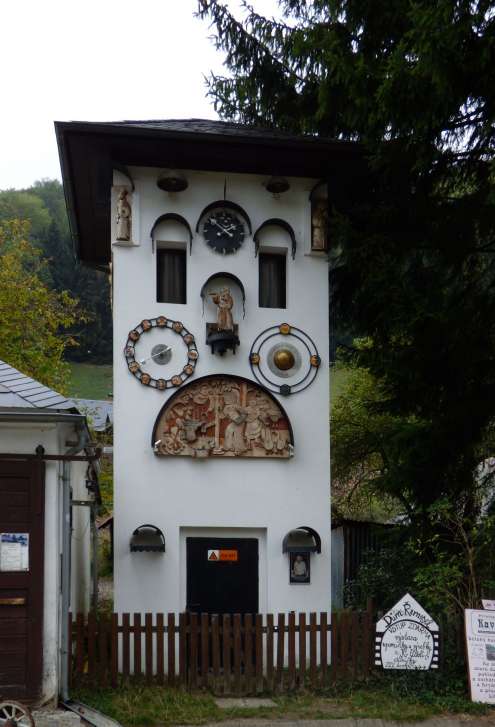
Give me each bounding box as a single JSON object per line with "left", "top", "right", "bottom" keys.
{"left": 375, "top": 593, "right": 439, "bottom": 670}
{"left": 465, "top": 608, "right": 495, "bottom": 703}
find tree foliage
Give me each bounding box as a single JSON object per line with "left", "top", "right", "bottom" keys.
{"left": 0, "top": 220, "right": 80, "bottom": 392}
{"left": 0, "top": 180, "right": 112, "bottom": 363}
{"left": 198, "top": 0, "right": 495, "bottom": 520}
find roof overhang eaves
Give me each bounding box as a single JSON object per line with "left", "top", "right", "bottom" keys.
{"left": 55, "top": 120, "right": 364, "bottom": 268}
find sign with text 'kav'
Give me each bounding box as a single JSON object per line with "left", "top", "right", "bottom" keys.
{"left": 465, "top": 609, "right": 495, "bottom": 703}
{"left": 375, "top": 593, "right": 439, "bottom": 670}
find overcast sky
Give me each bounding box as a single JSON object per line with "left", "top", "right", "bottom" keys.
{"left": 0, "top": 0, "right": 279, "bottom": 190}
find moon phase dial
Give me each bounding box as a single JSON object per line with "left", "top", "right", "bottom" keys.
{"left": 249, "top": 323, "right": 321, "bottom": 395}
{"left": 124, "top": 316, "right": 198, "bottom": 390}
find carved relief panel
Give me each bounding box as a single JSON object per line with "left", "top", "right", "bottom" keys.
{"left": 152, "top": 375, "right": 293, "bottom": 459}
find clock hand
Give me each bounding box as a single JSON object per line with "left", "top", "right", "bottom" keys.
{"left": 139, "top": 346, "right": 172, "bottom": 365}
{"left": 212, "top": 219, "right": 233, "bottom": 238}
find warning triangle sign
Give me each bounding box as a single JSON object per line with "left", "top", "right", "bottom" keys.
{"left": 208, "top": 550, "right": 218, "bottom": 561}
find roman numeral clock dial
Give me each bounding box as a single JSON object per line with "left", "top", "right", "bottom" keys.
{"left": 203, "top": 209, "right": 245, "bottom": 254}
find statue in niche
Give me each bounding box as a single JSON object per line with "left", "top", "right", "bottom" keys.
{"left": 154, "top": 376, "right": 292, "bottom": 459}
{"left": 311, "top": 199, "right": 328, "bottom": 251}
{"left": 116, "top": 188, "right": 132, "bottom": 241}
{"left": 209, "top": 288, "right": 234, "bottom": 331}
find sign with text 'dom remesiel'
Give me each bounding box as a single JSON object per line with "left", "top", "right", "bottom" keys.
{"left": 375, "top": 593, "right": 439, "bottom": 670}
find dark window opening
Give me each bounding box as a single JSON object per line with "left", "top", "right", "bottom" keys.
{"left": 157, "top": 249, "right": 186, "bottom": 303}
{"left": 259, "top": 253, "right": 286, "bottom": 309}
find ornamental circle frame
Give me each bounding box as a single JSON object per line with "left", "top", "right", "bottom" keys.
{"left": 249, "top": 323, "right": 321, "bottom": 396}
{"left": 124, "top": 316, "right": 198, "bottom": 390}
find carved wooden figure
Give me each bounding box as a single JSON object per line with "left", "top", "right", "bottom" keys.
{"left": 116, "top": 188, "right": 132, "bottom": 241}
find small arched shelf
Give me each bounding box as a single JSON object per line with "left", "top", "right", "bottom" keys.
{"left": 130, "top": 524, "right": 166, "bottom": 553}
{"left": 150, "top": 213, "right": 193, "bottom": 254}
{"left": 195, "top": 200, "right": 252, "bottom": 235}
{"left": 200, "top": 272, "right": 246, "bottom": 318}
{"left": 113, "top": 164, "right": 135, "bottom": 191}
{"left": 253, "top": 218, "right": 297, "bottom": 260}
{"left": 282, "top": 526, "right": 321, "bottom": 553}
{"left": 309, "top": 179, "right": 327, "bottom": 202}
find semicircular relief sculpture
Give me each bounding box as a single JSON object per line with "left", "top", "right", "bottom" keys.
{"left": 152, "top": 375, "right": 294, "bottom": 459}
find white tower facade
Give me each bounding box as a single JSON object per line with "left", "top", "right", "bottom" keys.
{"left": 56, "top": 119, "right": 359, "bottom": 617}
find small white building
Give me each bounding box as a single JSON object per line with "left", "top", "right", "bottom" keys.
{"left": 0, "top": 360, "right": 99, "bottom": 704}
{"left": 56, "top": 119, "right": 360, "bottom": 619}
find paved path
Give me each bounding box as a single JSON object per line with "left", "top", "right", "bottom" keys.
{"left": 178, "top": 719, "right": 495, "bottom": 727}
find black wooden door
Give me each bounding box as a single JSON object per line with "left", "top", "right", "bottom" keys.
{"left": 0, "top": 459, "right": 44, "bottom": 700}
{"left": 186, "top": 537, "right": 259, "bottom": 614}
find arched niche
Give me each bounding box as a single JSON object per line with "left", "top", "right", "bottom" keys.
{"left": 150, "top": 213, "right": 193, "bottom": 254}
{"left": 152, "top": 374, "right": 294, "bottom": 459}
{"left": 309, "top": 180, "right": 329, "bottom": 252}
{"left": 200, "top": 273, "right": 246, "bottom": 318}
{"left": 253, "top": 218, "right": 297, "bottom": 260}
{"left": 113, "top": 165, "right": 135, "bottom": 191}
{"left": 195, "top": 200, "right": 252, "bottom": 235}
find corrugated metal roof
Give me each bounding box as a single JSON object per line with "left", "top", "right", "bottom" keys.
{"left": 0, "top": 361, "right": 75, "bottom": 410}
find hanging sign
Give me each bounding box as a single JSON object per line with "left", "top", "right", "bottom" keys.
{"left": 465, "top": 609, "right": 495, "bottom": 703}
{"left": 375, "top": 593, "right": 439, "bottom": 670}
{"left": 0, "top": 533, "right": 29, "bottom": 572}
{"left": 207, "top": 549, "right": 238, "bottom": 562}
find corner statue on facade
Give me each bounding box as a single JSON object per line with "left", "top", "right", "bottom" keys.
{"left": 116, "top": 189, "right": 132, "bottom": 241}
{"left": 209, "top": 288, "right": 234, "bottom": 331}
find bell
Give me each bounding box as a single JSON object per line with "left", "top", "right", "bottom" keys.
{"left": 265, "top": 176, "right": 290, "bottom": 194}
{"left": 157, "top": 170, "right": 188, "bottom": 192}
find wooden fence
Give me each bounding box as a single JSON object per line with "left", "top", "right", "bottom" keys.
{"left": 69, "top": 610, "right": 374, "bottom": 693}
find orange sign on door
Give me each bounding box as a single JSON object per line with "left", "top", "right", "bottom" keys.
{"left": 207, "top": 549, "right": 238, "bottom": 562}
{"left": 219, "top": 549, "right": 238, "bottom": 561}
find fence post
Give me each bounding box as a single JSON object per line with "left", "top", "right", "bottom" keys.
{"left": 255, "top": 614, "right": 263, "bottom": 694}
{"left": 276, "top": 613, "right": 285, "bottom": 691}
{"left": 179, "top": 612, "right": 187, "bottom": 687}
{"left": 309, "top": 612, "right": 317, "bottom": 688}
{"left": 288, "top": 612, "right": 296, "bottom": 690}
{"left": 320, "top": 612, "right": 328, "bottom": 687}
{"left": 298, "top": 613, "right": 307, "bottom": 689}
{"left": 167, "top": 613, "right": 175, "bottom": 686}
{"left": 156, "top": 613, "right": 164, "bottom": 685}
{"left": 201, "top": 613, "right": 210, "bottom": 689}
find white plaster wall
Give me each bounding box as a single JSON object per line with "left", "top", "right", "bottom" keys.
{"left": 112, "top": 169, "right": 331, "bottom": 616}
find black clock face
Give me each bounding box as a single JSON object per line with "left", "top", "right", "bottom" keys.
{"left": 203, "top": 210, "right": 245, "bottom": 254}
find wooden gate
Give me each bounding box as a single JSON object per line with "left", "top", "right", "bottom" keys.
{"left": 0, "top": 459, "right": 45, "bottom": 700}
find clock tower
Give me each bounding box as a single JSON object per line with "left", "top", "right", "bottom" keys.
{"left": 56, "top": 118, "right": 361, "bottom": 618}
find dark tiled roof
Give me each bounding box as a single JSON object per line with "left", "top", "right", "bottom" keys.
{"left": 0, "top": 360, "right": 74, "bottom": 410}
{"left": 72, "top": 118, "right": 350, "bottom": 147}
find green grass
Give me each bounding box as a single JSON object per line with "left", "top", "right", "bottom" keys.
{"left": 72, "top": 675, "right": 492, "bottom": 726}
{"left": 67, "top": 362, "right": 113, "bottom": 400}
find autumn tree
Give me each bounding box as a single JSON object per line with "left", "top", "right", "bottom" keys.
{"left": 0, "top": 220, "right": 80, "bottom": 392}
